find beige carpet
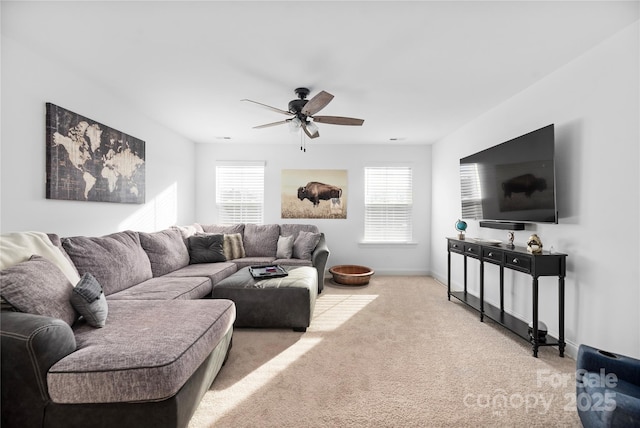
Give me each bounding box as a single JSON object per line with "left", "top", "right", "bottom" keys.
{"left": 189, "top": 276, "right": 580, "bottom": 427}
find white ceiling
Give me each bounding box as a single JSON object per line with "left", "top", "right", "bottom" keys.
{"left": 3, "top": 1, "right": 638, "bottom": 145}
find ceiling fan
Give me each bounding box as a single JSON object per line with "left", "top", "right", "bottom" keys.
{"left": 241, "top": 87, "right": 364, "bottom": 139}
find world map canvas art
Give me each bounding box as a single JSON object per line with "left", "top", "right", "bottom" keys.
{"left": 46, "top": 103, "right": 145, "bottom": 204}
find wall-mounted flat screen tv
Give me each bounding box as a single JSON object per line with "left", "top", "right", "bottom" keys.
{"left": 459, "top": 124, "right": 557, "bottom": 224}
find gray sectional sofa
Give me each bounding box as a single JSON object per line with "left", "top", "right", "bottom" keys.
{"left": 0, "top": 223, "right": 329, "bottom": 428}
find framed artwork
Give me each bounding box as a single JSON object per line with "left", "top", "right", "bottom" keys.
{"left": 281, "top": 169, "right": 347, "bottom": 219}
{"left": 45, "top": 103, "right": 145, "bottom": 204}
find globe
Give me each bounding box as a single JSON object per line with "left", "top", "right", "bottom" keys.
{"left": 455, "top": 219, "right": 467, "bottom": 233}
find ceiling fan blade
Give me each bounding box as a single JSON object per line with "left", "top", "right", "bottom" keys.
{"left": 312, "top": 115, "right": 364, "bottom": 126}
{"left": 302, "top": 122, "right": 319, "bottom": 139}
{"left": 241, "top": 99, "right": 292, "bottom": 116}
{"left": 301, "top": 91, "right": 334, "bottom": 116}
{"left": 253, "top": 119, "right": 290, "bottom": 129}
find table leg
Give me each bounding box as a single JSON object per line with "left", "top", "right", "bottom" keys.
{"left": 532, "top": 277, "right": 539, "bottom": 358}
{"left": 500, "top": 265, "right": 504, "bottom": 312}
{"left": 480, "top": 260, "right": 484, "bottom": 322}
{"left": 463, "top": 256, "right": 467, "bottom": 294}
{"left": 447, "top": 251, "right": 451, "bottom": 301}
{"left": 559, "top": 275, "right": 565, "bottom": 357}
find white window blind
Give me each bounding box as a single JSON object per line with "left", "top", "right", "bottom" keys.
{"left": 459, "top": 163, "right": 483, "bottom": 219}
{"left": 364, "top": 166, "right": 413, "bottom": 242}
{"left": 215, "top": 162, "right": 265, "bottom": 224}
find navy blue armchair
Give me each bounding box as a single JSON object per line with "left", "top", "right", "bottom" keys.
{"left": 576, "top": 344, "right": 640, "bottom": 427}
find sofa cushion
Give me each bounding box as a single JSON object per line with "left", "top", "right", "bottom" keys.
{"left": 188, "top": 234, "right": 226, "bottom": 264}
{"left": 243, "top": 224, "right": 280, "bottom": 257}
{"left": 47, "top": 299, "right": 236, "bottom": 404}
{"left": 47, "top": 233, "right": 81, "bottom": 278}
{"left": 276, "top": 235, "right": 295, "bottom": 259}
{"left": 293, "top": 231, "right": 322, "bottom": 260}
{"left": 62, "top": 231, "right": 153, "bottom": 296}
{"left": 273, "top": 258, "right": 313, "bottom": 267}
{"left": 223, "top": 233, "right": 246, "bottom": 260}
{"left": 70, "top": 273, "right": 108, "bottom": 328}
{"left": 107, "top": 276, "right": 213, "bottom": 300}
{"left": 165, "top": 262, "right": 238, "bottom": 288}
{"left": 280, "top": 224, "right": 319, "bottom": 237}
{"left": 199, "top": 223, "right": 245, "bottom": 237}
{"left": 231, "top": 257, "right": 277, "bottom": 270}
{"left": 139, "top": 228, "right": 190, "bottom": 277}
{"left": 0, "top": 255, "right": 78, "bottom": 326}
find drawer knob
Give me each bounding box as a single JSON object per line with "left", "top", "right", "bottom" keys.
{"left": 467, "top": 248, "right": 474, "bottom": 252}
{"left": 488, "top": 252, "right": 493, "bottom": 257}
{"left": 513, "top": 258, "right": 519, "bottom": 264}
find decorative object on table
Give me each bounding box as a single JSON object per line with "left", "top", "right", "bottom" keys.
{"left": 46, "top": 103, "right": 145, "bottom": 204}
{"left": 281, "top": 169, "right": 347, "bottom": 219}
{"left": 527, "top": 234, "right": 543, "bottom": 253}
{"left": 528, "top": 320, "right": 548, "bottom": 343}
{"left": 329, "top": 265, "right": 374, "bottom": 286}
{"left": 507, "top": 231, "right": 515, "bottom": 249}
{"left": 455, "top": 219, "right": 467, "bottom": 240}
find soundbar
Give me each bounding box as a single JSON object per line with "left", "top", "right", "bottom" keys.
{"left": 479, "top": 221, "right": 525, "bottom": 230}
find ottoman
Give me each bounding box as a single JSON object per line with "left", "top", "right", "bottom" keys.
{"left": 212, "top": 266, "right": 317, "bottom": 332}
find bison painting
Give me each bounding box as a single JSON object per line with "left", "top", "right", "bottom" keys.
{"left": 297, "top": 182, "right": 342, "bottom": 207}
{"left": 502, "top": 174, "right": 547, "bottom": 198}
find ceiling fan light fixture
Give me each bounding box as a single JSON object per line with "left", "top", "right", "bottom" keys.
{"left": 289, "top": 116, "right": 302, "bottom": 132}
{"left": 306, "top": 120, "right": 319, "bottom": 136}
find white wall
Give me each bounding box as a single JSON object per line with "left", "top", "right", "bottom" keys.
{"left": 195, "top": 143, "right": 431, "bottom": 275}
{"left": 0, "top": 36, "right": 197, "bottom": 237}
{"left": 431, "top": 23, "right": 640, "bottom": 358}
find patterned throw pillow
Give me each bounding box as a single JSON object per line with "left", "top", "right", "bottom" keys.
{"left": 0, "top": 255, "right": 78, "bottom": 326}
{"left": 70, "top": 273, "right": 108, "bottom": 328}
{"left": 223, "top": 233, "right": 246, "bottom": 260}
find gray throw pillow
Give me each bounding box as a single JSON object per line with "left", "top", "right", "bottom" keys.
{"left": 0, "top": 255, "right": 78, "bottom": 326}
{"left": 293, "top": 231, "right": 321, "bottom": 260}
{"left": 276, "top": 235, "right": 295, "bottom": 259}
{"left": 70, "top": 273, "right": 108, "bottom": 328}
{"left": 188, "top": 234, "right": 226, "bottom": 264}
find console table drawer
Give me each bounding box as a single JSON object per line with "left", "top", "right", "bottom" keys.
{"left": 483, "top": 248, "right": 503, "bottom": 264}
{"left": 463, "top": 243, "right": 481, "bottom": 258}
{"left": 448, "top": 240, "right": 464, "bottom": 254}
{"left": 505, "top": 253, "right": 532, "bottom": 273}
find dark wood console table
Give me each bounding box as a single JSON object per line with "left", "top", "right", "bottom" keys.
{"left": 446, "top": 237, "right": 567, "bottom": 357}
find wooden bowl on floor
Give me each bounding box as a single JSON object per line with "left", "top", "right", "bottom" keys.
{"left": 329, "top": 265, "right": 375, "bottom": 286}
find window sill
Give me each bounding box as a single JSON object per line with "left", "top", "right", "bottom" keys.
{"left": 359, "top": 241, "right": 418, "bottom": 246}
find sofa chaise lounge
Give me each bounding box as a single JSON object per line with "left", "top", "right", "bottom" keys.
{"left": 0, "top": 223, "right": 329, "bottom": 428}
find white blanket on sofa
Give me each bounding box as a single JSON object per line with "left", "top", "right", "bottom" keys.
{"left": 0, "top": 231, "right": 81, "bottom": 284}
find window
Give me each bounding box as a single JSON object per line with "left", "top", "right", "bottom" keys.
{"left": 364, "top": 166, "right": 413, "bottom": 243}
{"left": 215, "top": 162, "right": 265, "bottom": 224}
{"left": 459, "top": 162, "right": 483, "bottom": 219}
